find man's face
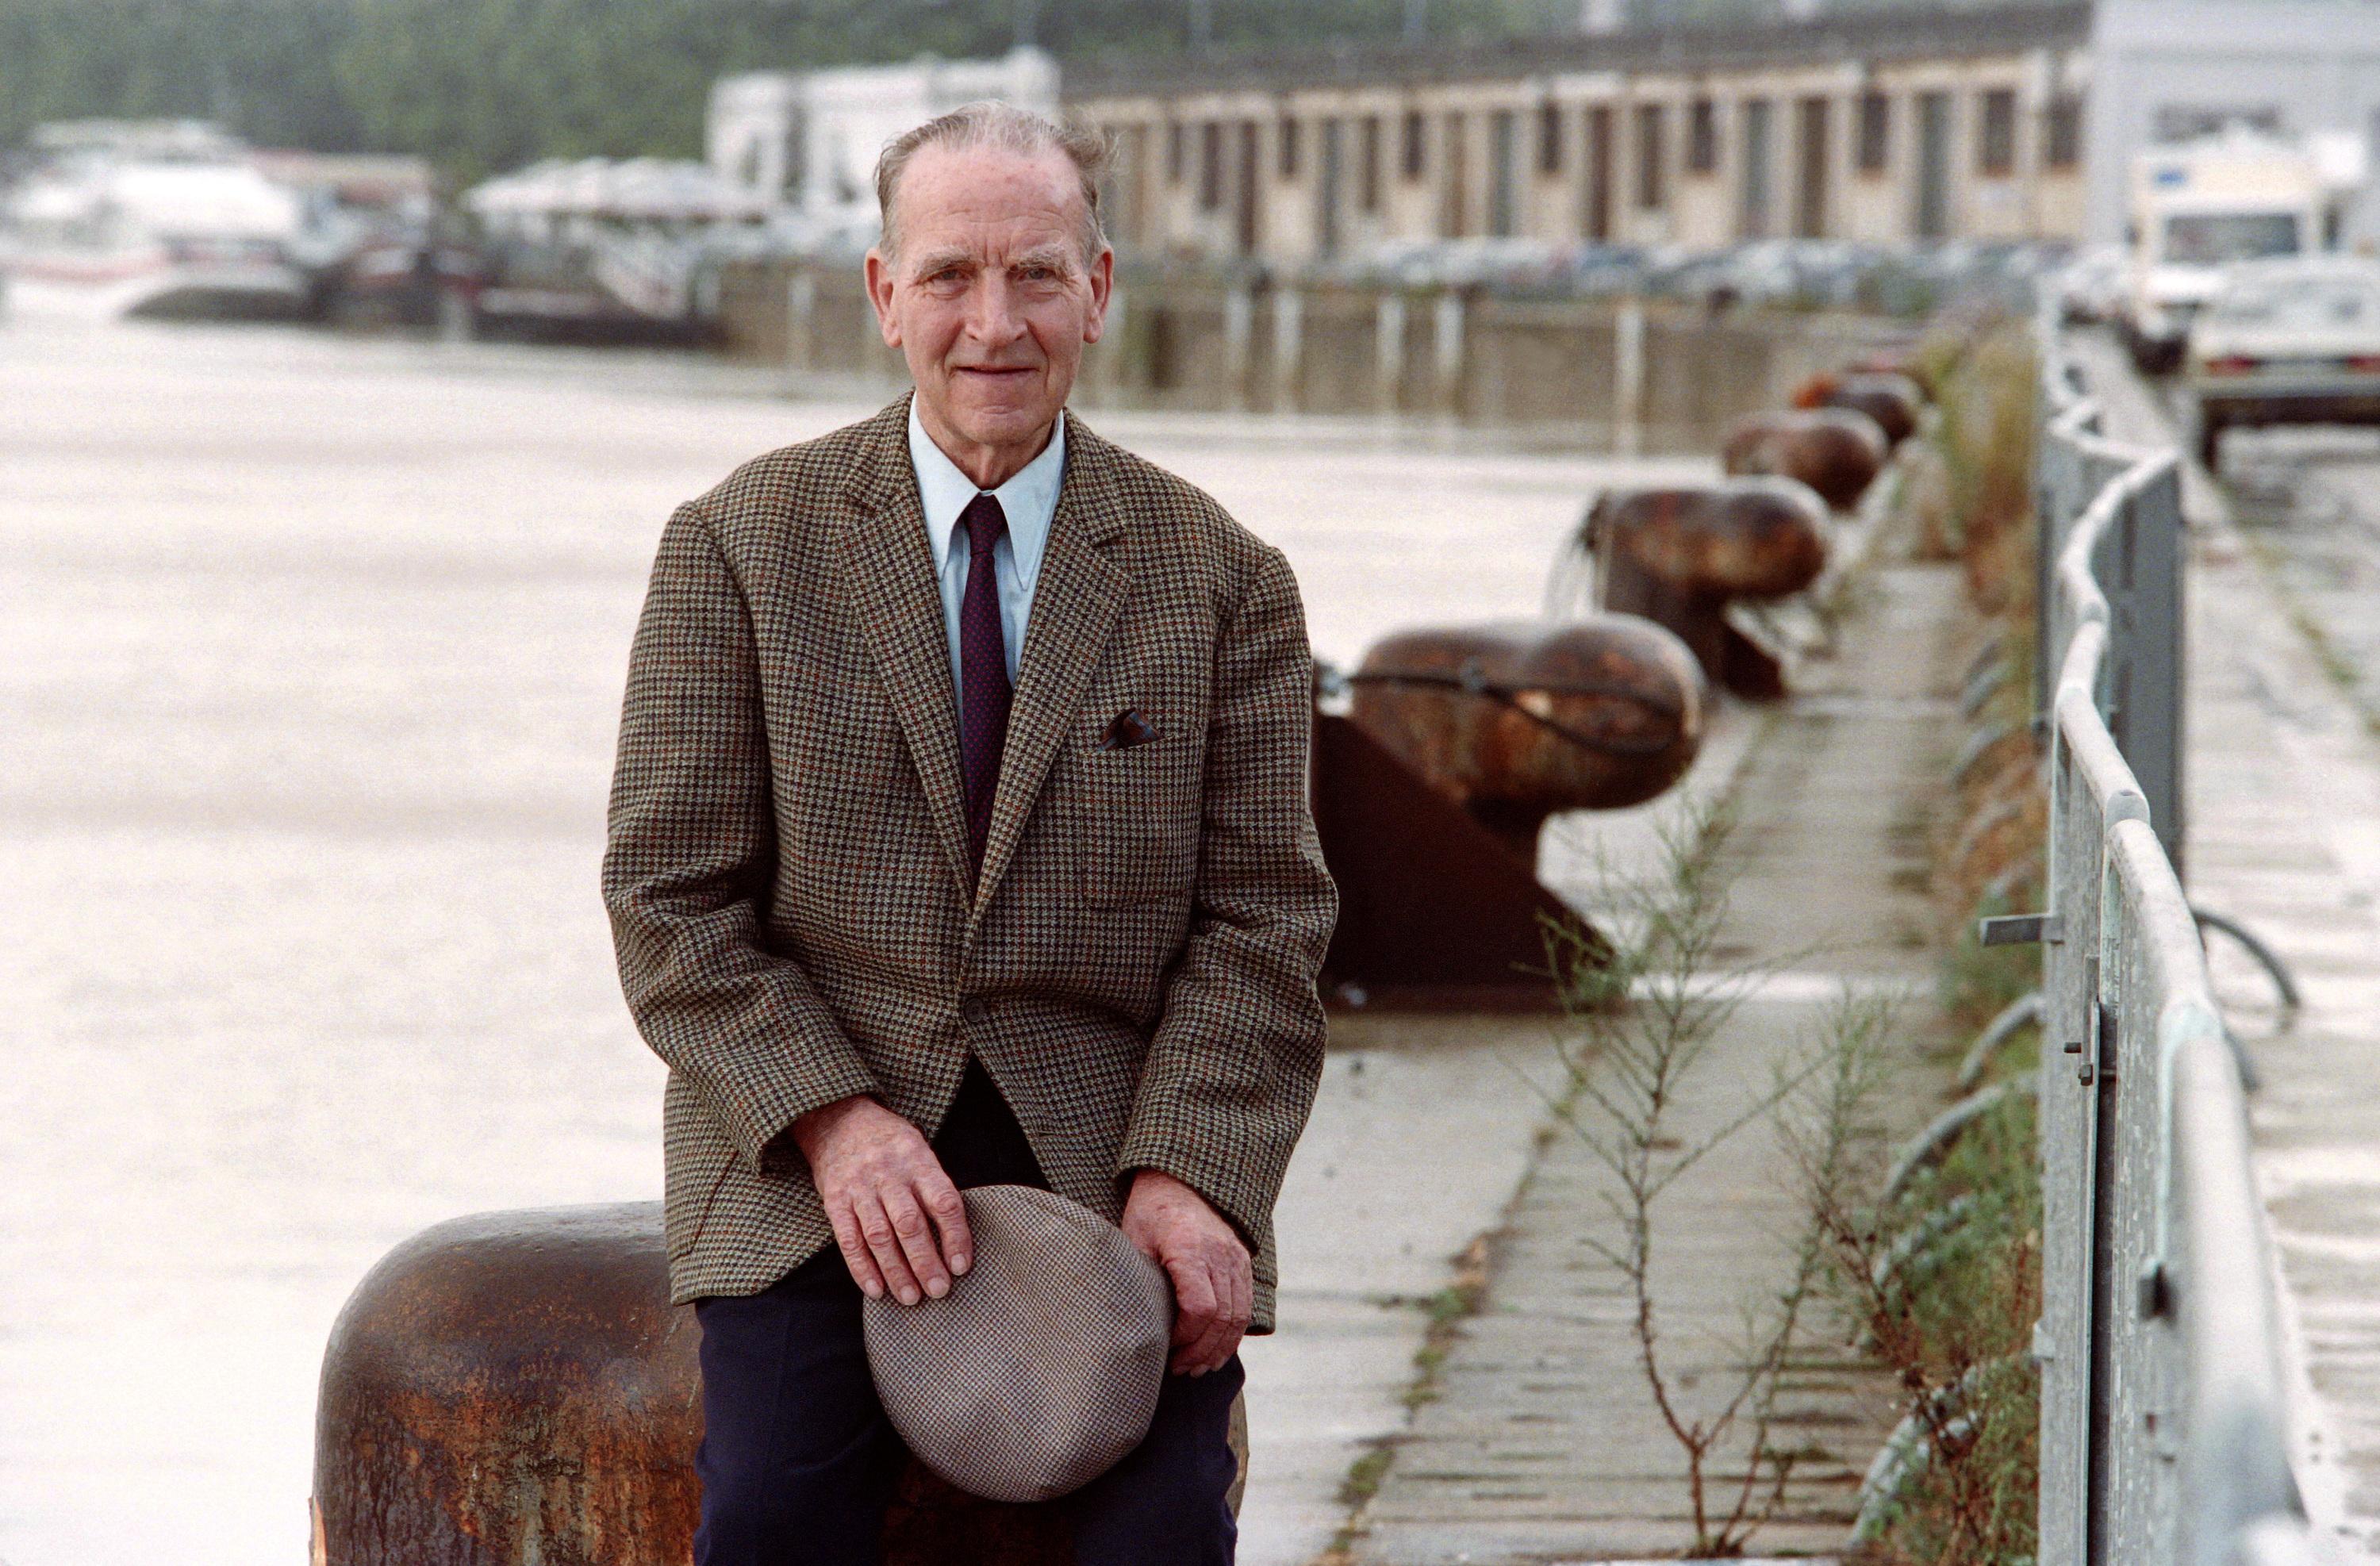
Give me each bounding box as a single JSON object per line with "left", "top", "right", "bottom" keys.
{"left": 866, "top": 142, "right": 1112, "bottom": 484}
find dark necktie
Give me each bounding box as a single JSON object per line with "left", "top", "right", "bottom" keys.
{"left": 956, "top": 492, "right": 1012, "bottom": 883}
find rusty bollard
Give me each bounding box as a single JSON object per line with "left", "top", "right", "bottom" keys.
{"left": 1721, "top": 407, "right": 1890, "bottom": 510}
{"left": 1348, "top": 616, "right": 1705, "bottom": 858}
{"left": 313, "top": 1203, "right": 1245, "bottom": 1566}
{"left": 1585, "top": 479, "right": 1830, "bottom": 701}
{"left": 1790, "top": 369, "right": 1924, "bottom": 447}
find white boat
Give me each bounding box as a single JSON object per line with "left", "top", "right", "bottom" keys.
{"left": 1, "top": 121, "right": 317, "bottom": 322}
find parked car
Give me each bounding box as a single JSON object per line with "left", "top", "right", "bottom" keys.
{"left": 2186, "top": 257, "right": 2380, "bottom": 469}
{"left": 2052, "top": 244, "right": 2131, "bottom": 325}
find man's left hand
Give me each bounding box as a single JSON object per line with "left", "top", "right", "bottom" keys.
{"left": 1121, "top": 1169, "right": 1251, "bottom": 1376}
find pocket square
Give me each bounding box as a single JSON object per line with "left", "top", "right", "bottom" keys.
{"left": 1098, "top": 708, "right": 1161, "bottom": 750}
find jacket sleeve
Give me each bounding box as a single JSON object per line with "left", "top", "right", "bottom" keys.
{"left": 601, "top": 501, "right": 879, "bottom": 1173}
{"left": 1116, "top": 543, "right": 1338, "bottom": 1246}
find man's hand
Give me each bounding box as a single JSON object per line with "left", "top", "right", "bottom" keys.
{"left": 792, "top": 1095, "right": 971, "bottom": 1307}
{"left": 1121, "top": 1169, "right": 1252, "bottom": 1376}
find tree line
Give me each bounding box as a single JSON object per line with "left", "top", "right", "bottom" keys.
{"left": 0, "top": 0, "right": 1567, "bottom": 186}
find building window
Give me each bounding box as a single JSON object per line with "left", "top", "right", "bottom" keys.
{"left": 1167, "top": 121, "right": 1184, "bottom": 184}
{"left": 1361, "top": 115, "right": 1383, "bottom": 212}
{"left": 1442, "top": 111, "right": 1469, "bottom": 236}
{"left": 2153, "top": 103, "right": 2281, "bottom": 141}
{"left": 1687, "top": 97, "right": 1718, "bottom": 173}
{"left": 1584, "top": 104, "right": 1613, "bottom": 241}
{"left": 1119, "top": 125, "right": 1147, "bottom": 241}
{"left": 2046, "top": 94, "right": 2082, "bottom": 170}
{"left": 1739, "top": 97, "right": 1772, "bottom": 237}
{"left": 1319, "top": 118, "right": 1344, "bottom": 254}
{"left": 1279, "top": 116, "right": 1300, "bottom": 178}
{"left": 1199, "top": 120, "right": 1223, "bottom": 210}
{"left": 1488, "top": 109, "right": 1516, "bottom": 237}
{"left": 1634, "top": 102, "right": 1666, "bottom": 209}
{"left": 1794, "top": 95, "right": 1829, "bottom": 240}
{"left": 1538, "top": 99, "right": 1564, "bottom": 176}
{"left": 1234, "top": 119, "right": 1260, "bottom": 251}
{"left": 1978, "top": 87, "right": 2017, "bottom": 177}
{"left": 1856, "top": 90, "right": 1890, "bottom": 173}
{"left": 1402, "top": 108, "right": 1426, "bottom": 180}
{"left": 1914, "top": 90, "right": 1952, "bottom": 239}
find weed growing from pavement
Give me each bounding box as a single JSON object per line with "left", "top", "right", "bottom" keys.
{"left": 1538, "top": 797, "right": 1843, "bottom": 1557}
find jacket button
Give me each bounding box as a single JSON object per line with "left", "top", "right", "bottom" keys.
{"left": 959, "top": 1000, "right": 987, "bottom": 1025}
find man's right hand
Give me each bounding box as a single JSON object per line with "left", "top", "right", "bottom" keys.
{"left": 792, "top": 1095, "right": 973, "bottom": 1306}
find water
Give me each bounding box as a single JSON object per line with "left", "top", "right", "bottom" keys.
{"left": 0, "top": 316, "right": 1706, "bottom": 1564}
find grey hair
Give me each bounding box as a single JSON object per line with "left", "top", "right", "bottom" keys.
{"left": 874, "top": 101, "right": 1113, "bottom": 267}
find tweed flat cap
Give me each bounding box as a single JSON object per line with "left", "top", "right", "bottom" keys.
{"left": 862, "top": 1184, "right": 1173, "bottom": 1503}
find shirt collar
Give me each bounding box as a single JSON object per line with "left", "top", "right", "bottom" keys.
{"left": 908, "top": 397, "right": 1064, "bottom": 587}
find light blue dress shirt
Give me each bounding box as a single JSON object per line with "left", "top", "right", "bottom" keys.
{"left": 908, "top": 397, "right": 1065, "bottom": 689}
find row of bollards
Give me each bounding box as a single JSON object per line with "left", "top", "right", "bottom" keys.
{"left": 1589, "top": 360, "right": 1924, "bottom": 699}
{"left": 1313, "top": 350, "right": 1926, "bottom": 1006}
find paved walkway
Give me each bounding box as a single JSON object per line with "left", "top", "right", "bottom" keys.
{"left": 2075, "top": 334, "right": 2380, "bottom": 1556}
{"left": 1338, "top": 545, "right": 1967, "bottom": 1564}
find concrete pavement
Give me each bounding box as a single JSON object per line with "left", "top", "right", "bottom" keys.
{"left": 1337, "top": 540, "right": 1966, "bottom": 1564}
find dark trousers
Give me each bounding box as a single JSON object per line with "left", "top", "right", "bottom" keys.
{"left": 692, "top": 1061, "right": 1244, "bottom": 1565}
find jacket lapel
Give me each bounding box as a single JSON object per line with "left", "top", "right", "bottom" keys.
{"left": 837, "top": 400, "right": 973, "bottom": 901}
{"left": 971, "top": 417, "right": 1130, "bottom": 919}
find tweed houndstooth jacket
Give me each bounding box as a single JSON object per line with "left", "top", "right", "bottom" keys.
{"left": 602, "top": 393, "right": 1337, "bottom": 1330}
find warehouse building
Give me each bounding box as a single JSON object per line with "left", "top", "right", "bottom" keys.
{"left": 1066, "top": 2, "right": 2093, "bottom": 264}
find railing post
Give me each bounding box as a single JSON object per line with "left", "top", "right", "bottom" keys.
{"left": 785, "top": 268, "right": 816, "bottom": 374}
{"left": 2036, "top": 720, "right": 2098, "bottom": 1566}
{"left": 2121, "top": 460, "right": 2187, "bottom": 879}
{"left": 2033, "top": 392, "right": 2067, "bottom": 731}
{"left": 1223, "top": 284, "right": 1253, "bottom": 413}
{"left": 1272, "top": 286, "right": 1303, "bottom": 414}
{"left": 1375, "top": 291, "right": 1406, "bottom": 417}
{"left": 1613, "top": 296, "right": 1645, "bottom": 457}
{"left": 1433, "top": 288, "right": 1465, "bottom": 421}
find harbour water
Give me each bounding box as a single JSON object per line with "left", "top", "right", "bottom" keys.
{"left": 0, "top": 317, "right": 1706, "bottom": 1564}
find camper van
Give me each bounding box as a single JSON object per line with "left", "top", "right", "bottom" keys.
{"left": 2118, "top": 129, "right": 2350, "bottom": 374}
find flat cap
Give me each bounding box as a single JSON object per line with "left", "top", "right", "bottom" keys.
{"left": 863, "top": 1184, "right": 1173, "bottom": 1503}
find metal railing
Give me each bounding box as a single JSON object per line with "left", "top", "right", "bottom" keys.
{"left": 2019, "top": 328, "right": 2321, "bottom": 1564}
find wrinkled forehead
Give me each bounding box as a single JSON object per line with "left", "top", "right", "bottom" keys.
{"left": 891, "top": 142, "right": 1087, "bottom": 262}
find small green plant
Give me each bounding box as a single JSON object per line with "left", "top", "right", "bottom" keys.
{"left": 1539, "top": 799, "right": 1843, "bottom": 1556}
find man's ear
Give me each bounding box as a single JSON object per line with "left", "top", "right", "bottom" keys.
{"left": 863, "top": 249, "right": 903, "bottom": 348}
{"left": 1081, "top": 248, "right": 1115, "bottom": 345}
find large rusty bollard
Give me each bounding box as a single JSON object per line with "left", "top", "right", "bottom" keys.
{"left": 1845, "top": 347, "right": 1935, "bottom": 401}
{"left": 1721, "top": 407, "right": 1889, "bottom": 510}
{"left": 1587, "top": 480, "right": 1829, "bottom": 702}
{"left": 1593, "top": 478, "right": 1827, "bottom": 601}
{"left": 1789, "top": 370, "right": 1924, "bottom": 447}
{"left": 1348, "top": 616, "right": 1704, "bottom": 858}
{"left": 312, "top": 1206, "right": 702, "bottom": 1565}
{"left": 313, "top": 1203, "right": 1246, "bottom": 1565}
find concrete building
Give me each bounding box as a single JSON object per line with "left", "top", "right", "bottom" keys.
{"left": 1069, "top": 2, "right": 2092, "bottom": 267}
{"left": 707, "top": 48, "right": 1060, "bottom": 223}
{"left": 2086, "top": 0, "right": 2380, "bottom": 248}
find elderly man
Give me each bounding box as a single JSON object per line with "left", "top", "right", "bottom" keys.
{"left": 601, "top": 102, "right": 1336, "bottom": 1564}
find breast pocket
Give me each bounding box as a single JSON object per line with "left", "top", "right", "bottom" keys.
{"left": 1077, "top": 731, "right": 1202, "bottom": 908}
